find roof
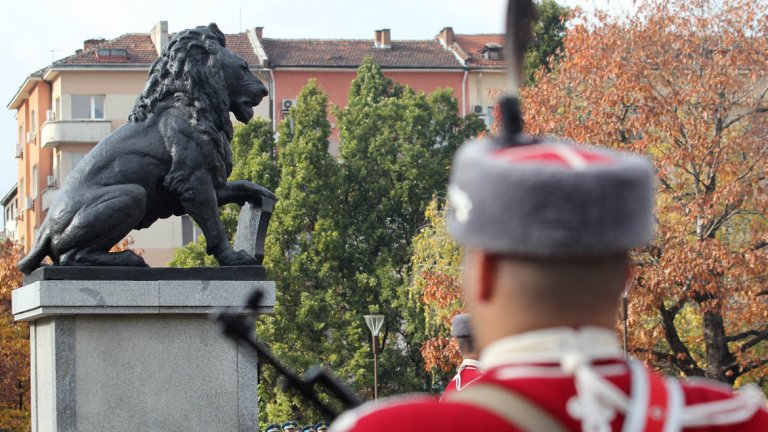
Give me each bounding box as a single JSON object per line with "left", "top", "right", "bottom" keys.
{"left": 453, "top": 34, "right": 505, "bottom": 69}
{"left": 7, "top": 68, "right": 46, "bottom": 109}
{"left": 52, "top": 32, "right": 260, "bottom": 67}
{"left": 1, "top": 184, "right": 17, "bottom": 207}
{"left": 261, "top": 38, "right": 462, "bottom": 69}
{"left": 54, "top": 33, "right": 157, "bottom": 65}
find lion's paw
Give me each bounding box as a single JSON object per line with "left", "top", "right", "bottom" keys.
{"left": 217, "top": 249, "right": 259, "bottom": 266}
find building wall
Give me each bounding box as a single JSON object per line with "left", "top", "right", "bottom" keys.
{"left": 56, "top": 70, "right": 148, "bottom": 129}
{"left": 467, "top": 70, "right": 505, "bottom": 126}
{"left": 272, "top": 69, "right": 464, "bottom": 154}
{"left": 3, "top": 194, "right": 18, "bottom": 241}
{"left": 15, "top": 82, "right": 52, "bottom": 250}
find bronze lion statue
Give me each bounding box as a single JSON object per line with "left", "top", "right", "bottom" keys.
{"left": 18, "top": 23, "right": 273, "bottom": 273}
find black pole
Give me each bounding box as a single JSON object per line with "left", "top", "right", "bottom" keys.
{"left": 622, "top": 292, "right": 629, "bottom": 358}
{"left": 372, "top": 334, "right": 379, "bottom": 401}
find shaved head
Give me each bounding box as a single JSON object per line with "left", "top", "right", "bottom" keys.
{"left": 461, "top": 249, "right": 631, "bottom": 351}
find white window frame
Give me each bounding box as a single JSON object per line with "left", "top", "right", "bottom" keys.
{"left": 71, "top": 95, "right": 106, "bottom": 120}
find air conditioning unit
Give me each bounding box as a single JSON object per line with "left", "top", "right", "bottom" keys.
{"left": 281, "top": 99, "right": 297, "bottom": 112}
{"left": 46, "top": 109, "right": 55, "bottom": 121}
{"left": 26, "top": 131, "right": 33, "bottom": 143}
{"left": 15, "top": 143, "right": 22, "bottom": 158}
{"left": 47, "top": 175, "right": 56, "bottom": 188}
{"left": 473, "top": 105, "right": 484, "bottom": 115}
{"left": 25, "top": 197, "right": 34, "bottom": 210}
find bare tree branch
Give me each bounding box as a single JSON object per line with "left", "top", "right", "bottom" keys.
{"left": 740, "top": 328, "right": 768, "bottom": 353}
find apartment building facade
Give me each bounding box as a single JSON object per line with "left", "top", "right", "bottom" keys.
{"left": 250, "top": 27, "right": 467, "bottom": 154}
{"left": 437, "top": 27, "right": 506, "bottom": 127}
{"left": 1, "top": 185, "right": 17, "bottom": 241}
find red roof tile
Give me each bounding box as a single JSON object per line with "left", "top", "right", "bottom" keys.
{"left": 262, "top": 39, "right": 461, "bottom": 69}
{"left": 54, "top": 33, "right": 259, "bottom": 67}
{"left": 453, "top": 34, "right": 505, "bottom": 69}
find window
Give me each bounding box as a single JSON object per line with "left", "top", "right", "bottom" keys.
{"left": 18, "top": 125, "right": 22, "bottom": 144}
{"left": 97, "top": 48, "right": 128, "bottom": 57}
{"left": 31, "top": 165, "right": 38, "bottom": 198}
{"left": 30, "top": 109, "right": 36, "bottom": 135}
{"left": 481, "top": 44, "right": 503, "bottom": 61}
{"left": 70, "top": 152, "right": 87, "bottom": 172}
{"left": 54, "top": 97, "right": 61, "bottom": 121}
{"left": 71, "top": 95, "right": 105, "bottom": 119}
{"left": 54, "top": 150, "right": 61, "bottom": 186}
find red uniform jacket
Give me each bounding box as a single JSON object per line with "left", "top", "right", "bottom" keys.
{"left": 332, "top": 327, "right": 768, "bottom": 432}
{"left": 441, "top": 359, "right": 484, "bottom": 398}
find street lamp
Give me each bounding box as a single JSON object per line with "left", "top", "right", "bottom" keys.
{"left": 364, "top": 314, "right": 385, "bottom": 401}
{"left": 621, "top": 282, "right": 631, "bottom": 358}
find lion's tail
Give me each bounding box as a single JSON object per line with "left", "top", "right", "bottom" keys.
{"left": 17, "top": 227, "right": 51, "bottom": 275}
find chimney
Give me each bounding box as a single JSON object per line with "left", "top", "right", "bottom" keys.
{"left": 374, "top": 30, "right": 382, "bottom": 48}
{"left": 438, "top": 27, "right": 455, "bottom": 48}
{"left": 150, "top": 21, "right": 169, "bottom": 55}
{"left": 380, "top": 29, "right": 391, "bottom": 49}
{"left": 254, "top": 27, "right": 264, "bottom": 40}
{"left": 83, "top": 38, "right": 106, "bottom": 51}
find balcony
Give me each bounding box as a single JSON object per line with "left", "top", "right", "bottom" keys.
{"left": 41, "top": 120, "right": 111, "bottom": 149}
{"left": 42, "top": 187, "right": 59, "bottom": 212}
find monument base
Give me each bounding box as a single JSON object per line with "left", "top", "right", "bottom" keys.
{"left": 12, "top": 270, "right": 274, "bottom": 432}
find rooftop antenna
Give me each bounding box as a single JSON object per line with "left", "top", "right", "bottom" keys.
{"left": 48, "top": 49, "right": 59, "bottom": 65}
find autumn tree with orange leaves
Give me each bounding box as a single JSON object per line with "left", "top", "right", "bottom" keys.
{"left": 0, "top": 239, "right": 30, "bottom": 430}
{"left": 522, "top": 0, "right": 768, "bottom": 386}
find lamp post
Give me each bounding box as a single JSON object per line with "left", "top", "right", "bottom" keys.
{"left": 16, "top": 380, "right": 24, "bottom": 410}
{"left": 621, "top": 285, "right": 630, "bottom": 358}
{"left": 364, "top": 314, "right": 385, "bottom": 401}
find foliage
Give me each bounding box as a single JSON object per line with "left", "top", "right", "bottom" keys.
{"left": 525, "top": 0, "right": 570, "bottom": 83}
{"left": 522, "top": 0, "right": 768, "bottom": 386}
{"left": 257, "top": 80, "right": 345, "bottom": 425}
{"left": 333, "top": 57, "right": 485, "bottom": 397}
{"left": 0, "top": 239, "right": 30, "bottom": 430}
{"left": 230, "top": 117, "right": 280, "bottom": 192}
{"left": 403, "top": 199, "right": 463, "bottom": 383}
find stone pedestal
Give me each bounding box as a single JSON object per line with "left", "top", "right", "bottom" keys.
{"left": 12, "top": 267, "right": 275, "bottom": 432}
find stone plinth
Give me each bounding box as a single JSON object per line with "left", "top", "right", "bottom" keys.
{"left": 12, "top": 268, "right": 275, "bottom": 432}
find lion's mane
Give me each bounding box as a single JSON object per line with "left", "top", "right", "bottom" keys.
{"left": 129, "top": 23, "right": 234, "bottom": 180}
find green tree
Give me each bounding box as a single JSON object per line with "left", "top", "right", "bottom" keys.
{"left": 230, "top": 117, "right": 280, "bottom": 192}
{"left": 334, "top": 57, "right": 485, "bottom": 396}
{"left": 525, "top": 0, "right": 570, "bottom": 83}
{"left": 400, "top": 199, "right": 464, "bottom": 391}
{"left": 257, "top": 80, "right": 347, "bottom": 425}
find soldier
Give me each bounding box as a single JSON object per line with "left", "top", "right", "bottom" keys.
{"left": 282, "top": 421, "right": 298, "bottom": 432}
{"left": 441, "top": 313, "right": 484, "bottom": 399}
{"left": 301, "top": 425, "right": 316, "bottom": 432}
{"left": 314, "top": 422, "right": 329, "bottom": 431}
{"left": 265, "top": 424, "right": 281, "bottom": 432}
{"left": 330, "top": 137, "right": 768, "bottom": 431}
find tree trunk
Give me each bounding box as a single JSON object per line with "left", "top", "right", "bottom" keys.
{"left": 702, "top": 308, "right": 736, "bottom": 384}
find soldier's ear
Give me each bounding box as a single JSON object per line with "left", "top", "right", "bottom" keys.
{"left": 476, "top": 251, "right": 498, "bottom": 302}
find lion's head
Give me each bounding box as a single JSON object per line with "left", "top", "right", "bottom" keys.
{"left": 129, "top": 22, "right": 268, "bottom": 139}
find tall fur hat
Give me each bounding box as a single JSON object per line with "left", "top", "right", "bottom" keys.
{"left": 447, "top": 137, "right": 655, "bottom": 257}
{"left": 451, "top": 313, "right": 473, "bottom": 338}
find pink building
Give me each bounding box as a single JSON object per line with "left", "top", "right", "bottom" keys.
{"left": 250, "top": 28, "right": 466, "bottom": 154}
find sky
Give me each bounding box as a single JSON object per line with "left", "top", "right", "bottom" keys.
{"left": 0, "top": 0, "right": 635, "bottom": 227}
